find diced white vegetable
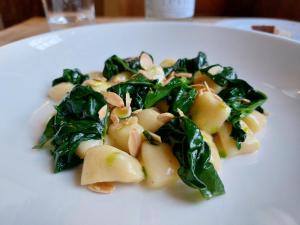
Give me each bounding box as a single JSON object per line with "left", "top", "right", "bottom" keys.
{"left": 242, "top": 110, "right": 267, "bottom": 133}
{"left": 76, "top": 139, "right": 103, "bottom": 159}
{"left": 214, "top": 121, "right": 260, "bottom": 158}
{"left": 81, "top": 145, "right": 144, "bottom": 185}
{"left": 108, "top": 117, "right": 144, "bottom": 153}
{"left": 201, "top": 131, "right": 221, "bottom": 171}
{"left": 136, "top": 108, "right": 164, "bottom": 132}
{"left": 48, "top": 82, "right": 74, "bottom": 102}
{"left": 190, "top": 92, "right": 231, "bottom": 134}
{"left": 140, "top": 142, "right": 179, "bottom": 188}
{"left": 193, "top": 71, "right": 223, "bottom": 93}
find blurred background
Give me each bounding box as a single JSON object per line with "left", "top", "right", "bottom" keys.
{"left": 0, "top": 0, "right": 299, "bottom": 29}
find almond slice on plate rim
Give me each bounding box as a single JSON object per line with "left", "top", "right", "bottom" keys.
{"left": 157, "top": 112, "right": 175, "bottom": 123}
{"left": 140, "top": 53, "right": 153, "bottom": 70}
{"left": 128, "top": 128, "right": 142, "bottom": 157}
{"left": 87, "top": 182, "right": 115, "bottom": 194}
{"left": 98, "top": 104, "right": 108, "bottom": 120}
{"left": 102, "top": 91, "right": 124, "bottom": 107}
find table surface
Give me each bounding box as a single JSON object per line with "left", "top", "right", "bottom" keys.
{"left": 0, "top": 17, "right": 222, "bottom": 47}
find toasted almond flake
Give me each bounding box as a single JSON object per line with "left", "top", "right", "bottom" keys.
{"left": 204, "top": 81, "right": 212, "bottom": 94}
{"left": 241, "top": 98, "right": 251, "bottom": 103}
{"left": 177, "top": 108, "right": 185, "bottom": 117}
{"left": 160, "top": 58, "right": 176, "bottom": 68}
{"left": 87, "top": 182, "right": 115, "bottom": 194}
{"left": 146, "top": 131, "right": 162, "bottom": 144}
{"left": 128, "top": 128, "right": 142, "bottom": 157}
{"left": 174, "top": 72, "right": 192, "bottom": 78}
{"left": 140, "top": 53, "right": 153, "bottom": 70}
{"left": 162, "top": 72, "right": 175, "bottom": 86}
{"left": 110, "top": 111, "right": 120, "bottom": 125}
{"left": 132, "top": 109, "right": 143, "bottom": 115}
{"left": 98, "top": 104, "right": 108, "bottom": 120}
{"left": 102, "top": 91, "right": 124, "bottom": 107}
{"left": 157, "top": 112, "right": 175, "bottom": 123}
{"left": 208, "top": 65, "right": 223, "bottom": 75}
{"left": 93, "top": 76, "right": 107, "bottom": 82}
{"left": 125, "top": 92, "right": 132, "bottom": 107}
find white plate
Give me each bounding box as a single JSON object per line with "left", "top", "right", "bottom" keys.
{"left": 216, "top": 18, "right": 300, "bottom": 42}
{"left": 0, "top": 22, "right": 300, "bottom": 225}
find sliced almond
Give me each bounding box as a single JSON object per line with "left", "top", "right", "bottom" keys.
{"left": 174, "top": 72, "right": 192, "bottom": 78}
{"left": 110, "top": 111, "right": 120, "bottom": 125}
{"left": 102, "top": 91, "right": 124, "bottom": 107}
{"left": 98, "top": 104, "right": 108, "bottom": 120}
{"left": 162, "top": 72, "right": 175, "bottom": 86}
{"left": 145, "top": 131, "right": 162, "bottom": 144}
{"left": 157, "top": 112, "right": 175, "bottom": 123}
{"left": 125, "top": 92, "right": 132, "bottom": 107}
{"left": 177, "top": 108, "right": 185, "bottom": 117}
{"left": 128, "top": 128, "right": 142, "bottom": 157}
{"left": 87, "top": 182, "right": 115, "bottom": 194}
{"left": 140, "top": 53, "right": 153, "bottom": 70}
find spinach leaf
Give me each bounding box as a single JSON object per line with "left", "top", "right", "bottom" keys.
{"left": 156, "top": 116, "right": 225, "bottom": 199}
{"left": 35, "top": 85, "right": 108, "bottom": 172}
{"left": 52, "top": 69, "right": 89, "bottom": 86}
{"left": 218, "top": 79, "right": 267, "bottom": 148}
{"left": 144, "top": 78, "right": 197, "bottom": 114}
{"left": 108, "top": 74, "right": 156, "bottom": 111}
{"left": 199, "top": 65, "right": 237, "bottom": 87}
{"left": 164, "top": 51, "right": 208, "bottom": 76}
{"left": 103, "top": 52, "right": 153, "bottom": 80}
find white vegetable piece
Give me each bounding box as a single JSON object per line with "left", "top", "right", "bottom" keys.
{"left": 193, "top": 71, "right": 222, "bottom": 93}
{"left": 242, "top": 110, "right": 267, "bottom": 133}
{"left": 190, "top": 92, "right": 231, "bottom": 134}
{"left": 48, "top": 82, "right": 74, "bottom": 102}
{"left": 201, "top": 131, "right": 221, "bottom": 171}
{"left": 76, "top": 139, "right": 103, "bottom": 159}
{"left": 140, "top": 142, "right": 179, "bottom": 188}
{"left": 136, "top": 108, "right": 164, "bottom": 132}
{"left": 214, "top": 121, "right": 260, "bottom": 158}
{"left": 81, "top": 145, "right": 144, "bottom": 185}
{"left": 108, "top": 117, "right": 144, "bottom": 153}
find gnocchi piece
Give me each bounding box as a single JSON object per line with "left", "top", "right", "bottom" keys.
{"left": 81, "top": 145, "right": 144, "bottom": 185}
{"left": 242, "top": 110, "right": 267, "bottom": 133}
{"left": 76, "top": 139, "right": 103, "bottom": 159}
{"left": 140, "top": 142, "right": 179, "bottom": 188}
{"left": 136, "top": 108, "right": 164, "bottom": 132}
{"left": 193, "top": 71, "right": 223, "bottom": 93}
{"left": 201, "top": 131, "right": 221, "bottom": 171}
{"left": 214, "top": 121, "right": 260, "bottom": 158}
{"left": 108, "top": 117, "right": 144, "bottom": 153}
{"left": 190, "top": 92, "right": 231, "bottom": 134}
{"left": 48, "top": 82, "right": 74, "bottom": 102}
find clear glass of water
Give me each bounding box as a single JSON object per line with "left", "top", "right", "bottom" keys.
{"left": 42, "top": 0, "right": 95, "bottom": 30}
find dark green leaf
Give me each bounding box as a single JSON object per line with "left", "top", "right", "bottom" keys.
{"left": 35, "top": 85, "right": 108, "bottom": 172}
{"left": 108, "top": 74, "right": 156, "bottom": 111}
{"left": 199, "top": 65, "right": 237, "bottom": 87}
{"left": 52, "top": 69, "right": 88, "bottom": 86}
{"left": 156, "top": 116, "right": 225, "bottom": 199}
{"left": 164, "top": 51, "right": 208, "bottom": 76}
{"left": 218, "top": 79, "right": 267, "bottom": 148}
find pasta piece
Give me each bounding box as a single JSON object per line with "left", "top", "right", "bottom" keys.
{"left": 108, "top": 116, "right": 144, "bottom": 153}
{"left": 190, "top": 92, "right": 231, "bottom": 134}
{"left": 81, "top": 145, "right": 144, "bottom": 185}
{"left": 76, "top": 139, "right": 103, "bottom": 159}
{"left": 193, "top": 71, "right": 223, "bottom": 93}
{"left": 201, "top": 131, "right": 221, "bottom": 171}
{"left": 214, "top": 121, "right": 260, "bottom": 158}
{"left": 242, "top": 110, "right": 267, "bottom": 133}
{"left": 48, "top": 82, "right": 74, "bottom": 102}
{"left": 136, "top": 108, "right": 164, "bottom": 132}
{"left": 140, "top": 142, "right": 179, "bottom": 188}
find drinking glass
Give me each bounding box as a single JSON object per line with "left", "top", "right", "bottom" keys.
{"left": 42, "top": 0, "right": 95, "bottom": 30}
